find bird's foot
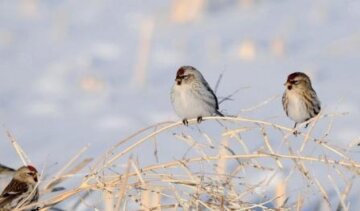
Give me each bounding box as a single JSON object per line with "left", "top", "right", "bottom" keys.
{"left": 305, "top": 123, "right": 309, "bottom": 128}
{"left": 293, "top": 130, "right": 300, "bottom": 136}
{"left": 197, "top": 116, "right": 203, "bottom": 123}
{"left": 293, "top": 123, "right": 298, "bottom": 129}
{"left": 182, "top": 119, "right": 189, "bottom": 126}
{"left": 292, "top": 123, "right": 300, "bottom": 136}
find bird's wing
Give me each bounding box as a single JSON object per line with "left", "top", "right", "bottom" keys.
{"left": 310, "top": 89, "right": 321, "bottom": 115}
{"left": 282, "top": 92, "right": 288, "bottom": 116}
{"left": 203, "top": 80, "right": 220, "bottom": 110}
{"left": 0, "top": 180, "right": 28, "bottom": 208}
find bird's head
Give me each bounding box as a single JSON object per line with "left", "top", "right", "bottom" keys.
{"left": 175, "top": 66, "right": 202, "bottom": 85}
{"left": 284, "top": 72, "right": 312, "bottom": 90}
{"left": 14, "top": 165, "right": 39, "bottom": 185}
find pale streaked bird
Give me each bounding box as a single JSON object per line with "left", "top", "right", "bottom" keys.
{"left": 0, "top": 165, "right": 39, "bottom": 211}
{"left": 171, "top": 66, "right": 224, "bottom": 125}
{"left": 282, "top": 72, "right": 321, "bottom": 130}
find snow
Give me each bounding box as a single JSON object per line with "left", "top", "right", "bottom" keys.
{"left": 0, "top": 0, "right": 359, "bottom": 210}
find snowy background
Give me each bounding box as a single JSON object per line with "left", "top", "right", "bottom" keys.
{"left": 0, "top": 0, "right": 359, "bottom": 210}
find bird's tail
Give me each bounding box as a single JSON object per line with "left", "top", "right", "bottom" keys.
{"left": 0, "top": 163, "right": 15, "bottom": 175}
{"left": 216, "top": 110, "right": 224, "bottom": 117}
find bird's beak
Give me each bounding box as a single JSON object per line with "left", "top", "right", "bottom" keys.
{"left": 284, "top": 81, "right": 289, "bottom": 86}
{"left": 175, "top": 75, "right": 182, "bottom": 82}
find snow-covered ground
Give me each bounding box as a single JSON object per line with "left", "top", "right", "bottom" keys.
{"left": 0, "top": 0, "right": 359, "bottom": 210}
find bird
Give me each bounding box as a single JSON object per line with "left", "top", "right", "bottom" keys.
{"left": 171, "top": 65, "right": 224, "bottom": 126}
{"left": 282, "top": 72, "right": 321, "bottom": 131}
{"left": 0, "top": 165, "right": 39, "bottom": 210}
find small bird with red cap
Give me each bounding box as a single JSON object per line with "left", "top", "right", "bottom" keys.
{"left": 171, "top": 66, "right": 224, "bottom": 126}
{"left": 0, "top": 165, "right": 39, "bottom": 210}
{"left": 282, "top": 72, "right": 321, "bottom": 130}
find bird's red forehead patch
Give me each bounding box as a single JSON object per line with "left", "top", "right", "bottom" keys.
{"left": 27, "top": 165, "right": 37, "bottom": 172}
{"left": 177, "top": 67, "right": 185, "bottom": 76}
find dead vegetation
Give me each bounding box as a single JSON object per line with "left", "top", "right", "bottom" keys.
{"left": 3, "top": 112, "right": 357, "bottom": 211}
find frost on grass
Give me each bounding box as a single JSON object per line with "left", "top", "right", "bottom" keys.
{"left": 7, "top": 115, "right": 360, "bottom": 211}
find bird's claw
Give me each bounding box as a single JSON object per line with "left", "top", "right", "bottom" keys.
{"left": 182, "top": 119, "right": 189, "bottom": 126}
{"left": 197, "top": 116, "right": 203, "bottom": 123}
{"left": 305, "top": 123, "right": 309, "bottom": 128}
{"left": 293, "top": 130, "right": 300, "bottom": 136}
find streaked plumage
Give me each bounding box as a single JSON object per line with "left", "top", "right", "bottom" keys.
{"left": 0, "top": 165, "right": 39, "bottom": 211}
{"left": 171, "top": 66, "right": 223, "bottom": 125}
{"left": 282, "top": 72, "right": 321, "bottom": 129}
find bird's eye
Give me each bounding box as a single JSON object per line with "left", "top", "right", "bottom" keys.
{"left": 183, "top": 75, "right": 189, "bottom": 79}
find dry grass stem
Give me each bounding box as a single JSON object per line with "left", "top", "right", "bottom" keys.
{"left": 5, "top": 114, "right": 359, "bottom": 210}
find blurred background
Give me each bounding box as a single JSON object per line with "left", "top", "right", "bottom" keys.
{"left": 0, "top": 0, "right": 359, "bottom": 209}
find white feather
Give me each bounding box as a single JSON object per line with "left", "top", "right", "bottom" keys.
{"left": 171, "top": 82, "right": 217, "bottom": 119}
{"left": 285, "top": 90, "right": 312, "bottom": 123}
